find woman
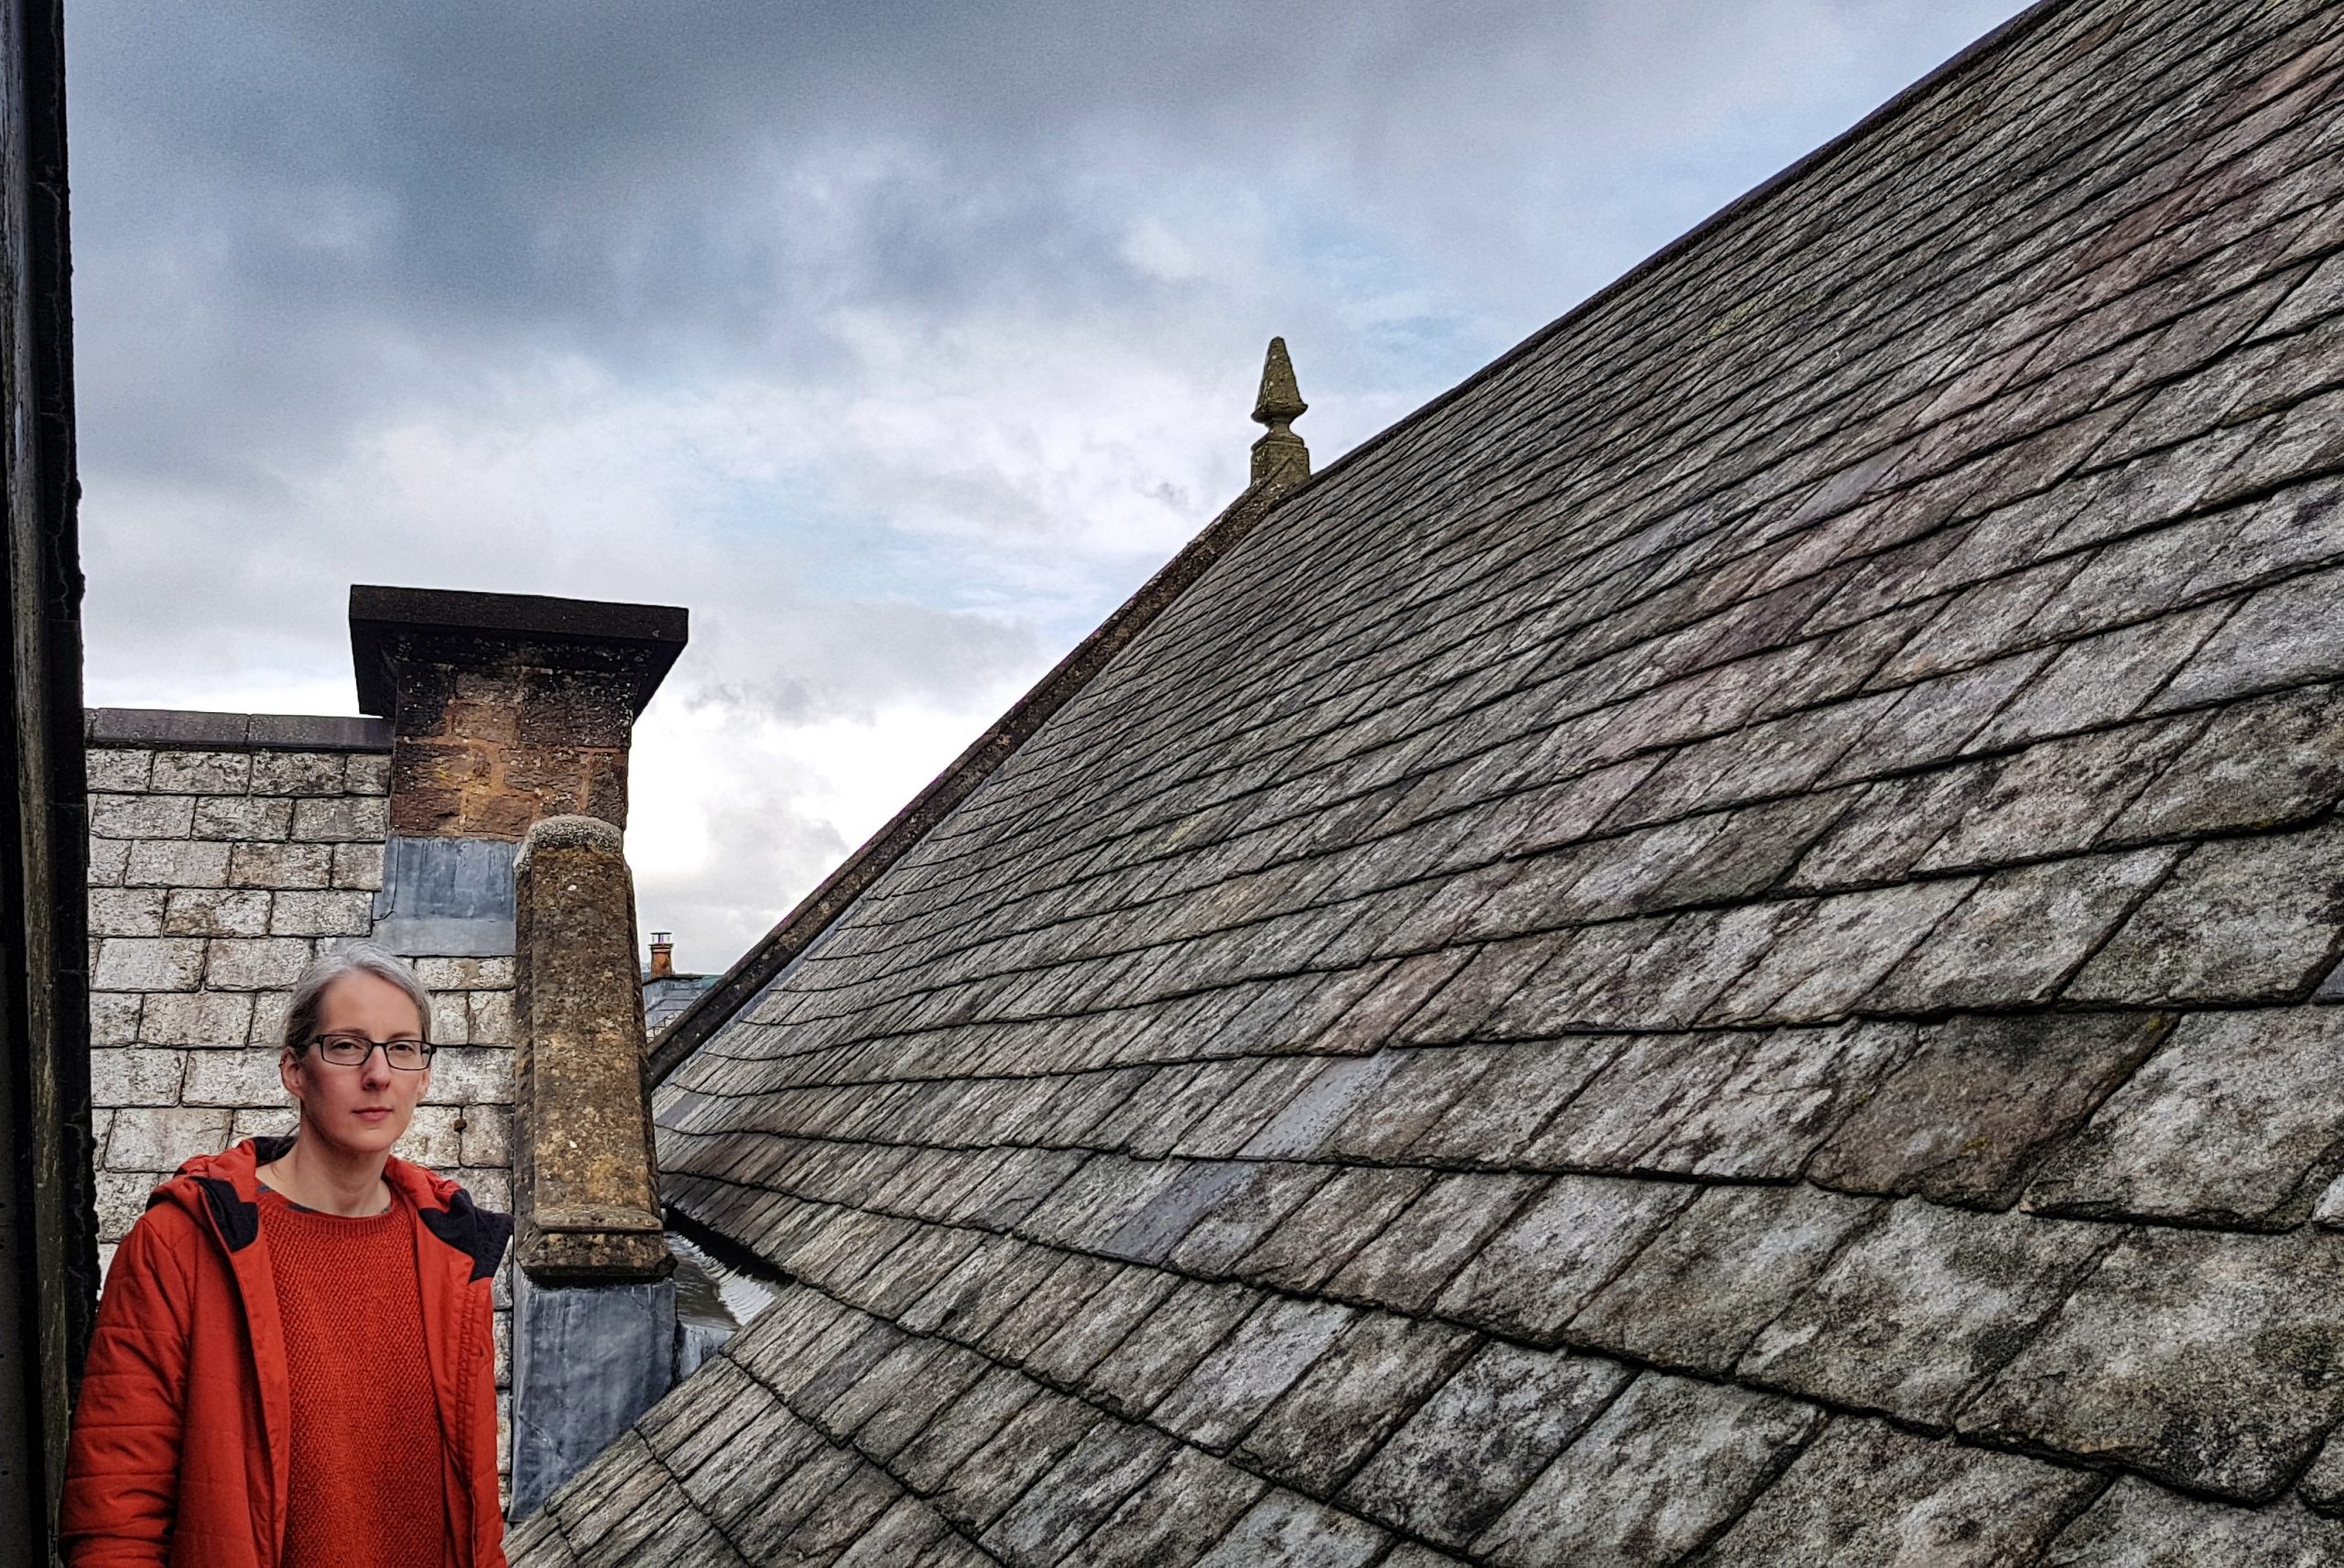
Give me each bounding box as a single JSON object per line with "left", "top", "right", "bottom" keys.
{"left": 61, "top": 942, "right": 511, "bottom": 1568}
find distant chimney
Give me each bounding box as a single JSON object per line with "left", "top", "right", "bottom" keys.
{"left": 648, "top": 933, "right": 674, "bottom": 980}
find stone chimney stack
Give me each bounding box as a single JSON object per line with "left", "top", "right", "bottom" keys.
{"left": 349, "top": 586, "right": 686, "bottom": 957}
{"left": 350, "top": 585, "right": 688, "bottom": 841}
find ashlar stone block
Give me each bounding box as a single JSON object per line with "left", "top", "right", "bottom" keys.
{"left": 191, "top": 795, "right": 291, "bottom": 841}
{"left": 269, "top": 889, "right": 374, "bottom": 937}
{"left": 138, "top": 990, "right": 254, "bottom": 1047}
{"left": 179, "top": 1048, "right": 290, "bottom": 1108}
{"left": 249, "top": 751, "right": 347, "bottom": 795}
{"left": 87, "top": 837, "right": 130, "bottom": 888}
{"left": 89, "top": 793, "right": 195, "bottom": 839}
{"left": 228, "top": 842, "right": 333, "bottom": 890}
{"left": 125, "top": 839, "right": 231, "bottom": 889}
{"left": 92, "top": 937, "right": 206, "bottom": 993}
{"left": 332, "top": 842, "right": 386, "bottom": 892}
{"left": 149, "top": 750, "right": 252, "bottom": 795}
{"left": 89, "top": 1048, "right": 188, "bottom": 1108}
{"left": 86, "top": 747, "right": 152, "bottom": 792}
{"left": 90, "top": 992, "right": 141, "bottom": 1046}
{"left": 162, "top": 888, "right": 271, "bottom": 938}
{"left": 291, "top": 795, "right": 389, "bottom": 842}
{"left": 106, "top": 1107, "right": 233, "bottom": 1172}
{"left": 88, "top": 889, "right": 165, "bottom": 938}
{"left": 203, "top": 937, "right": 315, "bottom": 991}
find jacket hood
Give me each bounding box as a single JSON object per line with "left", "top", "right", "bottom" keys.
{"left": 153, "top": 1135, "right": 513, "bottom": 1281}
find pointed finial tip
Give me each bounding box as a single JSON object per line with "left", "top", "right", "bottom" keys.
{"left": 1253, "top": 336, "right": 1307, "bottom": 427}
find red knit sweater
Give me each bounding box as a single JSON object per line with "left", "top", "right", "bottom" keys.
{"left": 260, "top": 1186, "right": 451, "bottom": 1568}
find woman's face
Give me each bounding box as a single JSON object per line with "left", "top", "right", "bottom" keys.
{"left": 278, "top": 971, "right": 434, "bottom": 1161}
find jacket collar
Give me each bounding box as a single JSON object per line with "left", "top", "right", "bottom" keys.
{"left": 150, "top": 1135, "right": 511, "bottom": 1280}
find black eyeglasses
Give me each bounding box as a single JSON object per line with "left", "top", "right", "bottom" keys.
{"left": 306, "top": 1033, "right": 436, "bottom": 1070}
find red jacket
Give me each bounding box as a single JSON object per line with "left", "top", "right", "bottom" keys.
{"left": 60, "top": 1136, "right": 512, "bottom": 1568}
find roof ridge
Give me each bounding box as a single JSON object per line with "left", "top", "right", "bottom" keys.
{"left": 647, "top": 472, "right": 1305, "bottom": 1084}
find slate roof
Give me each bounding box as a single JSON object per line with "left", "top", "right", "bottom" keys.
{"left": 512, "top": 0, "right": 2344, "bottom": 1561}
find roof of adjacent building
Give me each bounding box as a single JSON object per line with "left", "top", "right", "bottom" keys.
{"left": 512, "top": 0, "right": 2344, "bottom": 1560}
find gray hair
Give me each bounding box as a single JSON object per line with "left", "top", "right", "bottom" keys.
{"left": 280, "top": 940, "right": 435, "bottom": 1054}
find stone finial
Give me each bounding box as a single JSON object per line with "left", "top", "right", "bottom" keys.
{"left": 1250, "top": 336, "right": 1310, "bottom": 490}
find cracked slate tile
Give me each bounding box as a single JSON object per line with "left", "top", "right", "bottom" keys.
{"left": 1237, "top": 1166, "right": 1433, "bottom": 1292}
{"left": 1338, "top": 1341, "right": 1632, "bottom": 1550}
{"left": 1402, "top": 1036, "right": 1626, "bottom": 1164}
{"left": 2022, "top": 1007, "right": 2344, "bottom": 1227}
{"left": 1167, "top": 1163, "right": 1339, "bottom": 1275}
{"left": 2150, "top": 561, "right": 2344, "bottom": 711}
{"left": 1325, "top": 1045, "right": 1514, "bottom": 1161}
{"left": 1959, "top": 1227, "right": 2344, "bottom": 1502}
{"left": 2065, "top": 819, "right": 2344, "bottom": 1004}
{"left": 1808, "top": 1011, "right": 2176, "bottom": 1206}
{"left": 1636, "top": 1020, "right": 1913, "bottom": 1178}
{"left": 1083, "top": 1280, "right": 1261, "bottom": 1420}
{"left": 1328, "top": 1173, "right": 1546, "bottom": 1314}
{"left": 1688, "top": 1421, "right": 2103, "bottom": 1567}
{"left": 2038, "top": 1477, "right": 2344, "bottom": 1566}
{"left": 2301, "top": 1427, "right": 2344, "bottom": 1519}
{"left": 2110, "top": 680, "right": 2344, "bottom": 841}
{"left": 1707, "top": 879, "right": 1977, "bottom": 1025}
{"left": 1867, "top": 847, "right": 2180, "bottom": 1012}
{"left": 1913, "top": 717, "right": 2204, "bottom": 872}
{"left": 1233, "top": 1313, "right": 1478, "bottom": 1498}
{"left": 1058, "top": 1444, "right": 1267, "bottom": 1568}
{"left": 831, "top": 1496, "right": 955, "bottom": 1568}
{"left": 1519, "top": 1032, "right": 1757, "bottom": 1171}
{"left": 1472, "top": 1373, "right": 1824, "bottom": 1568}
{"left": 1569, "top": 1184, "right": 1883, "bottom": 1374}
{"left": 1737, "top": 1198, "right": 2114, "bottom": 1431}
{"left": 1150, "top": 1295, "right": 1355, "bottom": 1452}
{"left": 978, "top": 1420, "right": 1173, "bottom": 1567}
{"left": 1189, "top": 1491, "right": 1387, "bottom": 1568}
{"left": 1434, "top": 1174, "right": 1696, "bottom": 1342}
{"left": 1782, "top": 762, "right": 2001, "bottom": 891}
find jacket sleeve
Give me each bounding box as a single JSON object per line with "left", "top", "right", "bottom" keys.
{"left": 59, "top": 1207, "right": 194, "bottom": 1567}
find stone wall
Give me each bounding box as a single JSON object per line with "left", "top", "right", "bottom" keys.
{"left": 83, "top": 711, "right": 516, "bottom": 1473}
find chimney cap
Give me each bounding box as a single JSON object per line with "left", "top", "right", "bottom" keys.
{"left": 349, "top": 584, "right": 689, "bottom": 719}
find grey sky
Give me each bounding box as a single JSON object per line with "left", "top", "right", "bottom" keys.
{"left": 70, "top": 0, "right": 2030, "bottom": 967}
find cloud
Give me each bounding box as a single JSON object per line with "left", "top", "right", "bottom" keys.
{"left": 68, "top": 0, "right": 2030, "bottom": 963}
